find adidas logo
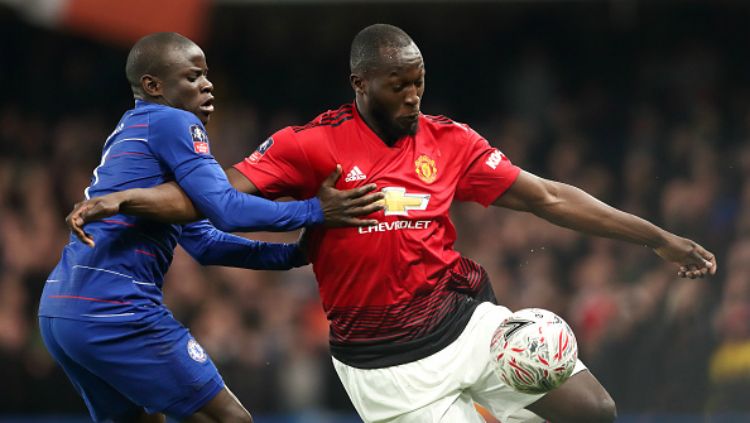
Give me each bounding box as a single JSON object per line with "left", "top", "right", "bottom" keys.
{"left": 345, "top": 166, "right": 367, "bottom": 182}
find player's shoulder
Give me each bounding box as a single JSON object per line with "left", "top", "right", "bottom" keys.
{"left": 143, "top": 103, "right": 202, "bottom": 129}
{"left": 288, "top": 103, "right": 355, "bottom": 137}
{"left": 420, "top": 113, "right": 474, "bottom": 138}
{"left": 422, "top": 113, "right": 470, "bottom": 129}
{"left": 144, "top": 105, "right": 207, "bottom": 147}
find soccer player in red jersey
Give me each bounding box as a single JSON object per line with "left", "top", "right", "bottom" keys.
{"left": 69, "top": 24, "right": 716, "bottom": 423}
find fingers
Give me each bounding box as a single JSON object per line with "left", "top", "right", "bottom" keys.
{"left": 697, "top": 248, "right": 718, "bottom": 275}
{"left": 322, "top": 165, "right": 343, "bottom": 187}
{"left": 347, "top": 192, "right": 385, "bottom": 209}
{"left": 677, "top": 250, "right": 716, "bottom": 279}
{"left": 677, "top": 264, "right": 709, "bottom": 279}
{"left": 346, "top": 203, "right": 386, "bottom": 219}
{"left": 81, "top": 201, "right": 110, "bottom": 221}
{"left": 66, "top": 204, "right": 96, "bottom": 248}
{"left": 680, "top": 246, "right": 716, "bottom": 279}
{"left": 343, "top": 183, "right": 379, "bottom": 198}
{"left": 338, "top": 217, "right": 381, "bottom": 227}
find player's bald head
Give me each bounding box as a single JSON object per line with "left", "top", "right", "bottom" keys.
{"left": 125, "top": 32, "right": 198, "bottom": 95}
{"left": 350, "top": 24, "right": 420, "bottom": 75}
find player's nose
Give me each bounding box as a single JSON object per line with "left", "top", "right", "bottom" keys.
{"left": 404, "top": 85, "right": 419, "bottom": 107}
{"left": 201, "top": 77, "right": 214, "bottom": 93}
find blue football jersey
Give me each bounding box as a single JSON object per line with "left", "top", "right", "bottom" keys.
{"left": 39, "top": 101, "right": 311, "bottom": 321}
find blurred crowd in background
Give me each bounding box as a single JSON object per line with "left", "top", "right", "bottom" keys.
{"left": 1, "top": 1, "right": 749, "bottom": 419}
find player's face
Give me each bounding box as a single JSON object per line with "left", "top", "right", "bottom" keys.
{"left": 361, "top": 44, "right": 425, "bottom": 141}
{"left": 160, "top": 45, "right": 215, "bottom": 124}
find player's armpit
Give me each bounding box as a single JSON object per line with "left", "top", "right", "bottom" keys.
{"left": 226, "top": 167, "right": 259, "bottom": 195}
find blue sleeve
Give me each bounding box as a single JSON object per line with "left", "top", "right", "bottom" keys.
{"left": 179, "top": 220, "right": 308, "bottom": 270}
{"left": 148, "top": 110, "right": 323, "bottom": 232}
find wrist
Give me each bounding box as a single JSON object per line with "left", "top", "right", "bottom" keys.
{"left": 648, "top": 229, "right": 673, "bottom": 250}
{"left": 290, "top": 243, "right": 310, "bottom": 267}
{"left": 307, "top": 197, "right": 324, "bottom": 225}
{"left": 114, "top": 189, "right": 136, "bottom": 213}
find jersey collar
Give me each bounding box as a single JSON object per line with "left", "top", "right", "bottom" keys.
{"left": 352, "top": 101, "right": 414, "bottom": 149}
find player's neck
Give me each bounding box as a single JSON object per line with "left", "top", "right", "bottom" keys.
{"left": 134, "top": 94, "right": 169, "bottom": 108}
{"left": 355, "top": 99, "right": 399, "bottom": 147}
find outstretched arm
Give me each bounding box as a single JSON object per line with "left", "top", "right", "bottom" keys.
{"left": 179, "top": 220, "right": 307, "bottom": 270}
{"left": 493, "top": 170, "right": 717, "bottom": 278}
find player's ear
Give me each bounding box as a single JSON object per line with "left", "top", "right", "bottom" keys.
{"left": 350, "top": 74, "right": 365, "bottom": 96}
{"left": 141, "top": 74, "right": 162, "bottom": 97}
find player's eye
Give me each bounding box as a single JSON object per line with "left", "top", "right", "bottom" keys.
{"left": 188, "top": 71, "right": 203, "bottom": 82}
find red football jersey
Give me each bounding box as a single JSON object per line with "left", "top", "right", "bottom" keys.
{"left": 235, "top": 103, "right": 520, "bottom": 367}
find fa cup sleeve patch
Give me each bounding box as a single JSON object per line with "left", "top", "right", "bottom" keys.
{"left": 247, "top": 137, "right": 274, "bottom": 164}
{"left": 189, "top": 125, "right": 210, "bottom": 154}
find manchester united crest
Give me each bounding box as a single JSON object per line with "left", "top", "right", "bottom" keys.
{"left": 415, "top": 154, "right": 437, "bottom": 184}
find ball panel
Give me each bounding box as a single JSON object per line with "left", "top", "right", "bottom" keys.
{"left": 490, "top": 308, "right": 578, "bottom": 394}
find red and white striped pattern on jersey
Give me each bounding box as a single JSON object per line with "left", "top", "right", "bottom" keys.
{"left": 328, "top": 257, "right": 488, "bottom": 345}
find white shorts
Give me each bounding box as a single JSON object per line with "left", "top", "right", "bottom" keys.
{"left": 332, "top": 302, "right": 587, "bottom": 423}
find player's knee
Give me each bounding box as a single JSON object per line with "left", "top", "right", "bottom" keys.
{"left": 601, "top": 394, "right": 617, "bottom": 422}
{"left": 217, "top": 407, "right": 253, "bottom": 423}
{"left": 190, "top": 403, "right": 253, "bottom": 423}
{"left": 583, "top": 392, "right": 617, "bottom": 423}
{"left": 557, "top": 389, "right": 616, "bottom": 423}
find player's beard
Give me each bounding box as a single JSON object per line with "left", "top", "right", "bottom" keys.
{"left": 371, "top": 105, "right": 416, "bottom": 146}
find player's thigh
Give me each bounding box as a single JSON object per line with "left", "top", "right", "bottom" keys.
{"left": 468, "top": 367, "right": 544, "bottom": 423}
{"left": 47, "top": 313, "right": 226, "bottom": 420}
{"left": 39, "top": 317, "right": 144, "bottom": 422}
{"left": 121, "top": 410, "right": 166, "bottom": 423}
{"left": 386, "top": 392, "right": 484, "bottom": 423}
{"left": 525, "top": 369, "right": 616, "bottom": 423}
{"left": 470, "top": 358, "right": 592, "bottom": 422}
{"left": 184, "top": 386, "right": 252, "bottom": 423}
{"left": 333, "top": 303, "right": 510, "bottom": 422}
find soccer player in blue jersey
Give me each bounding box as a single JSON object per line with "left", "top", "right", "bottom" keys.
{"left": 39, "top": 33, "right": 382, "bottom": 423}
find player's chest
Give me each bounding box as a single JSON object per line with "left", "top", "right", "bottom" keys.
{"left": 333, "top": 139, "right": 458, "bottom": 213}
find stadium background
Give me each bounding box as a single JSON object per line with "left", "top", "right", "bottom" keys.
{"left": 1, "top": 0, "right": 749, "bottom": 422}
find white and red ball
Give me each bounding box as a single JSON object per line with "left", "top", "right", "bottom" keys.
{"left": 490, "top": 308, "right": 578, "bottom": 394}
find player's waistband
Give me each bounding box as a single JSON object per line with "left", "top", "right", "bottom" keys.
{"left": 328, "top": 258, "right": 496, "bottom": 369}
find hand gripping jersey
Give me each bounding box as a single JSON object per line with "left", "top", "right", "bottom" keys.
{"left": 235, "top": 103, "right": 520, "bottom": 368}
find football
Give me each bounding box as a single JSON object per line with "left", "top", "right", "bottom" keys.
{"left": 490, "top": 308, "right": 578, "bottom": 394}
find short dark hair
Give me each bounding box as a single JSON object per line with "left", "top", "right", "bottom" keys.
{"left": 350, "top": 24, "right": 415, "bottom": 74}
{"left": 125, "top": 32, "right": 196, "bottom": 93}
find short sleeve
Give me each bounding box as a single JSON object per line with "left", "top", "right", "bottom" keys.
{"left": 455, "top": 126, "right": 521, "bottom": 207}
{"left": 233, "top": 127, "right": 318, "bottom": 200}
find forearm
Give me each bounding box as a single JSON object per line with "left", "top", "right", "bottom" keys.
{"left": 181, "top": 222, "right": 308, "bottom": 270}
{"left": 118, "top": 183, "right": 203, "bottom": 224}
{"left": 176, "top": 162, "right": 323, "bottom": 232}
{"left": 199, "top": 239, "right": 307, "bottom": 270}
{"left": 531, "top": 182, "right": 670, "bottom": 248}
{"left": 113, "top": 167, "right": 323, "bottom": 231}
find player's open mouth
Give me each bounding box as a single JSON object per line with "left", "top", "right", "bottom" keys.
{"left": 401, "top": 114, "right": 419, "bottom": 123}
{"left": 200, "top": 98, "right": 214, "bottom": 114}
